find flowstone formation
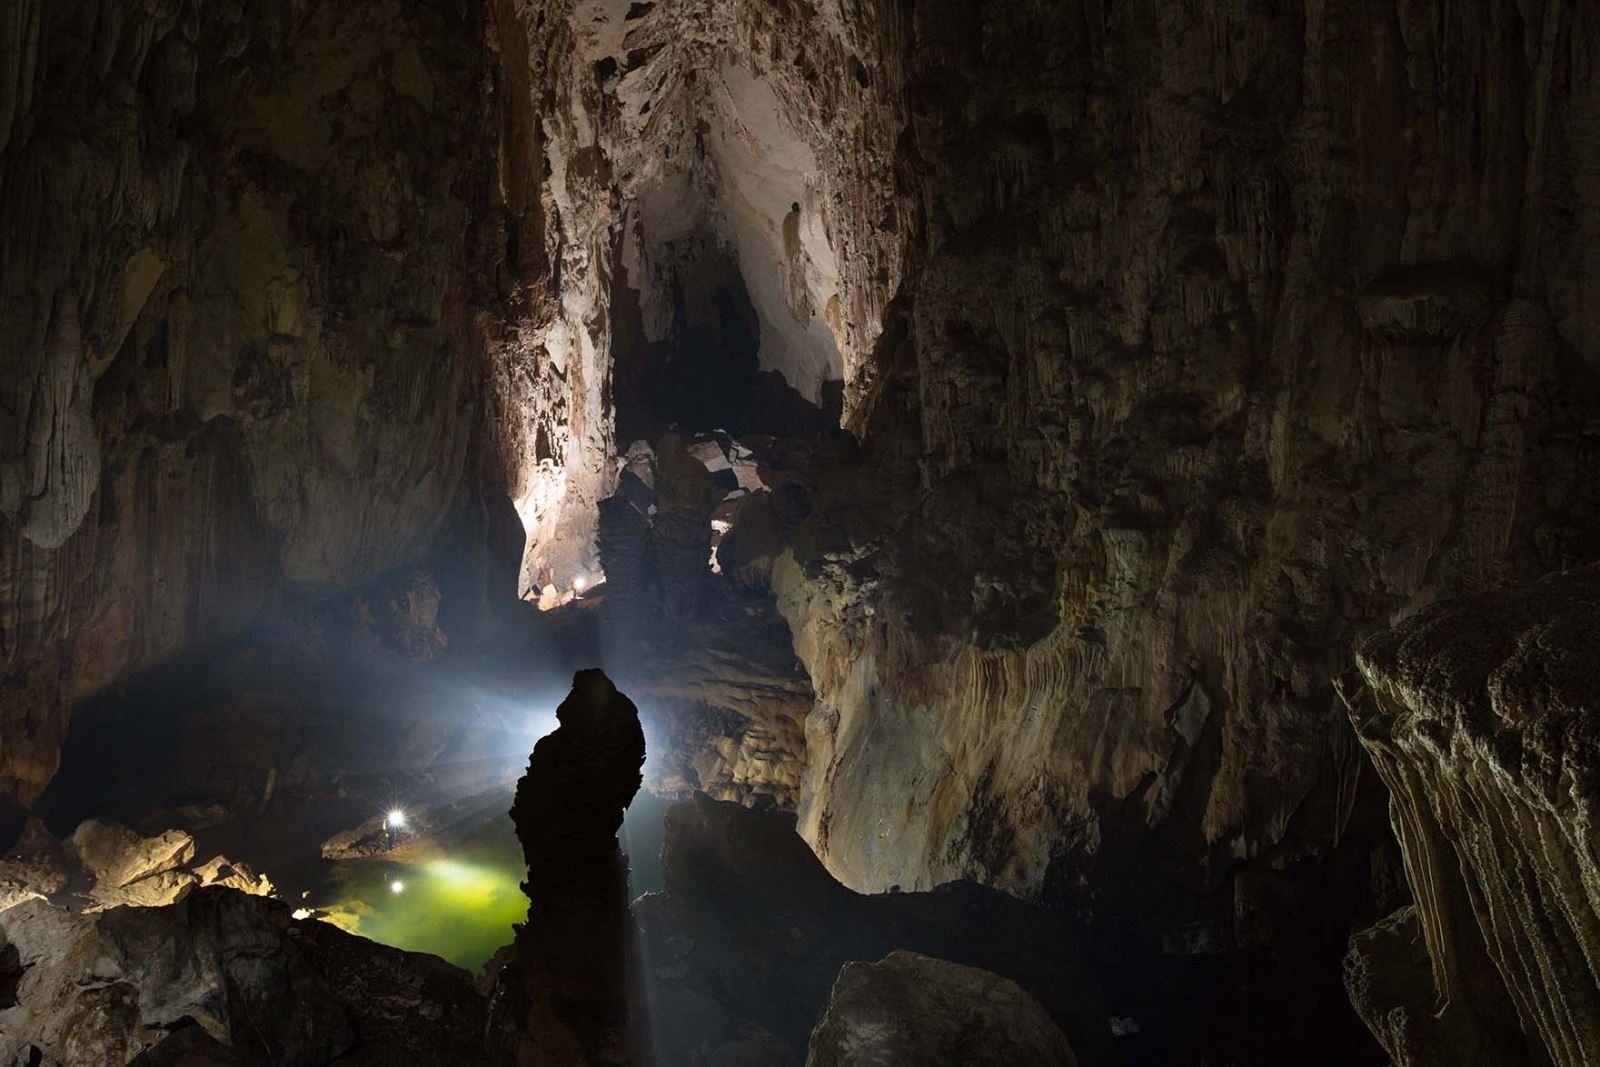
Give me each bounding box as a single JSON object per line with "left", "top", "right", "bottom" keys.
{"left": 1344, "top": 565, "right": 1600, "bottom": 1067}
{"left": 0, "top": 0, "right": 616, "bottom": 813}
{"left": 492, "top": 668, "right": 646, "bottom": 1065}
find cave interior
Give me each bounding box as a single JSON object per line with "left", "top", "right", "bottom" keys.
{"left": 3, "top": 1, "right": 1600, "bottom": 1065}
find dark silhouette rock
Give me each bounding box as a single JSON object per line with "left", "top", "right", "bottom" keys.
{"left": 492, "top": 669, "right": 647, "bottom": 1065}
{"left": 806, "top": 951, "right": 1079, "bottom": 1067}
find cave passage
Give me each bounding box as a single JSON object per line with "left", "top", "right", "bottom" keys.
{"left": 6, "top": 1, "right": 1600, "bottom": 1065}
{"left": 610, "top": 249, "right": 841, "bottom": 444}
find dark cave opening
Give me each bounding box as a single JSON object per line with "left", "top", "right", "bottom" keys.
{"left": 609, "top": 254, "right": 842, "bottom": 445}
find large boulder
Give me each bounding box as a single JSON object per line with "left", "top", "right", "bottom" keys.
{"left": 635, "top": 793, "right": 1113, "bottom": 1066}
{"left": 806, "top": 951, "right": 1078, "bottom": 1067}
{"left": 67, "top": 820, "right": 197, "bottom": 909}
{"left": 0, "top": 818, "right": 71, "bottom": 912}
{"left": 0, "top": 887, "right": 485, "bottom": 1066}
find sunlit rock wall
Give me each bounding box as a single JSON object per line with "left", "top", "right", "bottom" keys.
{"left": 486, "top": 0, "right": 618, "bottom": 599}
{"left": 527, "top": 0, "right": 909, "bottom": 411}
{"left": 0, "top": 0, "right": 508, "bottom": 806}
{"left": 776, "top": 0, "right": 1600, "bottom": 920}
{"left": 1346, "top": 565, "right": 1600, "bottom": 1067}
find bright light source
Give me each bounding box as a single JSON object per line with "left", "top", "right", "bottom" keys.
{"left": 291, "top": 908, "right": 312, "bottom": 920}
{"left": 573, "top": 574, "right": 587, "bottom": 594}
{"left": 385, "top": 808, "right": 406, "bottom": 830}
{"left": 390, "top": 879, "right": 406, "bottom": 894}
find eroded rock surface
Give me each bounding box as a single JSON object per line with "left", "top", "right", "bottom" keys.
{"left": 806, "top": 951, "right": 1079, "bottom": 1067}
{"left": 0, "top": 887, "right": 485, "bottom": 1066}
{"left": 1346, "top": 564, "right": 1600, "bottom": 1066}
{"left": 2, "top": 817, "right": 269, "bottom": 915}
{"left": 0, "top": 0, "right": 618, "bottom": 812}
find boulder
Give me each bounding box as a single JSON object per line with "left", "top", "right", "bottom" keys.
{"left": 67, "top": 820, "right": 198, "bottom": 909}
{"left": 0, "top": 818, "right": 71, "bottom": 913}
{"left": 635, "top": 794, "right": 1113, "bottom": 1066}
{"left": 0, "top": 887, "right": 485, "bottom": 1066}
{"left": 806, "top": 951, "right": 1078, "bottom": 1067}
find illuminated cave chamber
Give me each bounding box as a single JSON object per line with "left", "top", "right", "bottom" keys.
{"left": 506, "top": 3, "right": 856, "bottom": 607}
{"left": 6, "top": 1, "right": 1600, "bottom": 1065}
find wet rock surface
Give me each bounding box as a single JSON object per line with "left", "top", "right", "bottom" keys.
{"left": 1347, "top": 564, "right": 1600, "bottom": 1066}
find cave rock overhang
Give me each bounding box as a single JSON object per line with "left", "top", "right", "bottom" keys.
{"left": 510, "top": 0, "right": 865, "bottom": 601}
{"left": 586, "top": 0, "right": 848, "bottom": 404}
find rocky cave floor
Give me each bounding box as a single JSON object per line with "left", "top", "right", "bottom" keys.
{"left": 7, "top": 1, "right": 1600, "bottom": 1063}
{"left": 0, "top": 423, "right": 1346, "bottom": 1066}
{"left": 4, "top": 429, "right": 1600, "bottom": 1067}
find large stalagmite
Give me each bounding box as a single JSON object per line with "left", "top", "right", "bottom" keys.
{"left": 493, "top": 668, "right": 646, "bottom": 1065}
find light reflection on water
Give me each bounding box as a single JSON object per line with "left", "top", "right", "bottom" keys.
{"left": 312, "top": 790, "right": 668, "bottom": 973}
{"left": 318, "top": 819, "right": 527, "bottom": 972}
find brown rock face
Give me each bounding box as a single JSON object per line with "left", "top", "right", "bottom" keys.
{"left": 0, "top": 887, "right": 486, "bottom": 1066}
{"left": 0, "top": 0, "right": 625, "bottom": 811}
{"left": 495, "top": 668, "right": 646, "bottom": 1065}
{"left": 1346, "top": 565, "right": 1600, "bottom": 1066}
{"left": 806, "top": 951, "right": 1080, "bottom": 1067}
{"left": 0, "top": 0, "right": 516, "bottom": 808}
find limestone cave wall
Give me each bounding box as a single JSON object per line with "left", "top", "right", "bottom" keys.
{"left": 777, "top": 0, "right": 1600, "bottom": 907}
{"left": 0, "top": 0, "right": 577, "bottom": 808}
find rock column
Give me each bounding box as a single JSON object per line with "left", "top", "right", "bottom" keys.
{"left": 491, "top": 669, "right": 647, "bottom": 1065}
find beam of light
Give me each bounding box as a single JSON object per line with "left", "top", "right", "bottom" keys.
{"left": 386, "top": 808, "right": 407, "bottom": 830}
{"left": 390, "top": 879, "right": 406, "bottom": 894}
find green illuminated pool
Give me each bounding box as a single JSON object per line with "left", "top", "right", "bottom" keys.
{"left": 318, "top": 819, "right": 527, "bottom": 972}
{"left": 312, "top": 794, "right": 668, "bottom": 972}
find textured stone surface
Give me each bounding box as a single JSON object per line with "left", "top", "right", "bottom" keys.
{"left": 1, "top": 817, "right": 270, "bottom": 915}
{"left": 1347, "top": 564, "right": 1600, "bottom": 1066}
{"left": 0, "top": 0, "right": 642, "bottom": 810}
{"left": 774, "top": 0, "right": 1600, "bottom": 909}
{"left": 0, "top": 887, "right": 486, "bottom": 1066}
{"left": 6, "top": 1, "right": 1600, "bottom": 1062}
{"left": 0, "top": 0, "right": 515, "bottom": 808}
{"left": 806, "top": 951, "right": 1078, "bottom": 1067}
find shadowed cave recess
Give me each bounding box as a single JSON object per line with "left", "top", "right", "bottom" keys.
{"left": 3, "top": 1, "right": 1600, "bottom": 1065}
